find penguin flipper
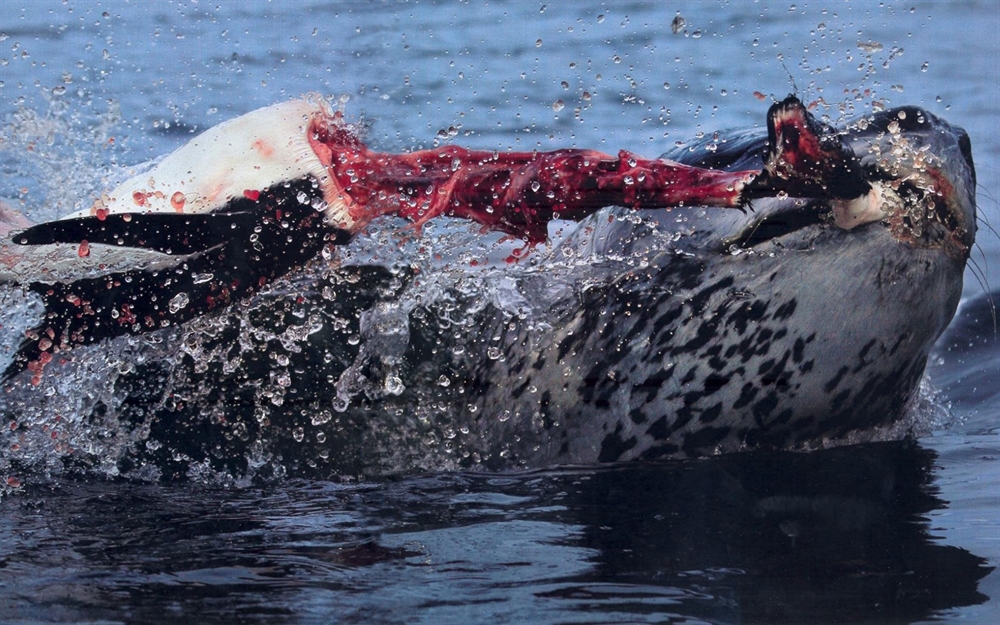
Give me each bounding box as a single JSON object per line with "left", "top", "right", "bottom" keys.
{"left": 12, "top": 211, "right": 263, "bottom": 256}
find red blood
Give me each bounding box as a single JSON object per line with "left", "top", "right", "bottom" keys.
{"left": 96, "top": 207, "right": 109, "bottom": 221}
{"left": 118, "top": 304, "right": 136, "bottom": 325}
{"left": 244, "top": 189, "right": 261, "bottom": 201}
{"left": 310, "top": 118, "right": 756, "bottom": 246}
{"left": 171, "top": 191, "right": 186, "bottom": 212}
{"left": 77, "top": 241, "right": 90, "bottom": 258}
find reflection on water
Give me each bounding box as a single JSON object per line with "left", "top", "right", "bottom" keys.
{"left": 0, "top": 441, "right": 990, "bottom": 624}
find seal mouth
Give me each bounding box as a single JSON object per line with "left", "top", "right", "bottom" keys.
{"left": 727, "top": 174, "right": 969, "bottom": 255}
{"left": 725, "top": 200, "right": 828, "bottom": 249}
{"left": 729, "top": 99, "right": 976, "bottom": 259}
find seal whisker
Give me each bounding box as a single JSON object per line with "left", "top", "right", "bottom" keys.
{"left": 965, "top": 254, "right": 997, "bottom": 332}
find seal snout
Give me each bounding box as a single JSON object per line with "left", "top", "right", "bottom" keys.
{"left": 847, "top": 106, "right": 978, "bottom": 257}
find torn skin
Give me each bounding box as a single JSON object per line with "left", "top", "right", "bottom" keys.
{"left": 309, "top": 117, "right": 759, "bottom": 245}
{"left": 742, "top": 96, "right": 871, "bottom": 203}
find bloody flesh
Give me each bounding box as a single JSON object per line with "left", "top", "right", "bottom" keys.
{"left": 309, "top": 119, "right": 758, "bottom": 244}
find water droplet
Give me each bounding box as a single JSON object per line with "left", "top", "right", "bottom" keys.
{"left": 385, "top": 376, "right": 405, "bottom": 395}
{"left": 535, "top": 38, "right": 543, "bottom": 48}
{"left": 292, "top": 427, "right": 305, "bottom": 442}
{"left": 168, "top": 292, "right": 189, "bottom": 313}
{"left": 597, "top": 14, "right": 605, "bottom": 23}
{"left": 671, "top": 15, "right": 685, "bottom": 34}
{"left": 552, "top": 99, "right": 565, "bottom": 112}
{"left": 857, "top": 41, "right": 883, "bottom": 54}
{"left": 437, "top": 375, "right": 451, "bottom": 387}
{"left": 921, "top": 62, "right": 929, "bottom": 72}
{"left": 530, "top": 180, "right": 541, "bottom": 192}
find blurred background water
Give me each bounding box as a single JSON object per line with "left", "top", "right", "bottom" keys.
{"left": 0, "top": 1, "right": 997, "bottom": 623}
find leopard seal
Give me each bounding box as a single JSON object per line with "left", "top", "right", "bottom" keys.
{"left": 460, "top": 99, "right": 976, "bottom": 467}
{"left": 0, "top": 98, "right": 977, "bottom": 478}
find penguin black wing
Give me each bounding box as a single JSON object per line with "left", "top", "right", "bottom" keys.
{"left": 13, "top": 211, "right": 264, "bottom": 255}
{"left": 3, "top": 179, "right": 354, "bottom": 383}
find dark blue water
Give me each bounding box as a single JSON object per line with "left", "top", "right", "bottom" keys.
{"left": 1, "top": 2, "right": 997, "bottom": 623}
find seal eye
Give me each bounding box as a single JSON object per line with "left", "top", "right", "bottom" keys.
{"left": 725, "top": 202, "right": 827, "bottom": 249}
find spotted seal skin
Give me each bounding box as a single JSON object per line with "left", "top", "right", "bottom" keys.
{"left": 5, "top": 99, "right": 975, "bottom": 479}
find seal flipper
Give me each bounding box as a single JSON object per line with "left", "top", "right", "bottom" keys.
{"left": 13, "top": 211, "right": 266, "bottom": 256}
{"left": 742, "top": 95, "right": 871, "bottom": 202}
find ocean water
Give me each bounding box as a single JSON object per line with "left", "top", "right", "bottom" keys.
{"left": 0, "top": 1, "right": 997, "bottom": 623}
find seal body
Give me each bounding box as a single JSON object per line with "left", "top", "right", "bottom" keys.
{"left": 457, "top": 105, "right": 976, "bottom": 466}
